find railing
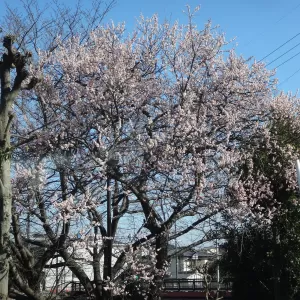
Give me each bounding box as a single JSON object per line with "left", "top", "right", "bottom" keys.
{"left": 70, "top": 279, "right": 233, "bottom": 293}
{"left": 162, "top": 279, "right": 232, "bottom": 292}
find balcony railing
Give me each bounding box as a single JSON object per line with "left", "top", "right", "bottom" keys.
{"left": 70, "top": 279, "right": 233, "bottom": 294}
{"left": 162, "top": 279, "right": 232, "bottom": 292}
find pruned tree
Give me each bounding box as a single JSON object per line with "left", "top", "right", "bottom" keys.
{"left": 0, "top": 1, "right": 115, "bottom": 299}
{"left": 0, "top": 33, "right": 40, "bottom": 300}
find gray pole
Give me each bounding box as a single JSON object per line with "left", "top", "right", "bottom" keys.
{"left": 107, "top": 177, "right": 112, "bottom": 300}
{"left": 175, "top": 222, "right": 178, "bottom": 279}
{"left": 216, "top": 239, "right": 220, "bottom": 284}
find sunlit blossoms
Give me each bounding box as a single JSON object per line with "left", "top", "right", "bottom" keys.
{"left": 9, "top": 7, "right": 298, "bottom": 300}
{"left": 28, "top": 12, "right": 277, "bottom": 214}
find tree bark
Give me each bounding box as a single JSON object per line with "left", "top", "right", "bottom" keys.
{"left": 0, "top": 35, "right": 35, "bottom": 299}
{"left": 0, "top": 46, "right": 13, "bottom": 300}
{"left": 93, "top": 252, "right": 103, "bottom": 300}
{"left": 59, "top": 249, "right": 94, "bottom": 294}
{"left": 0, "top": 136, "right": 11, "bottom": 299}
{"left": 148, "top": 231, "right": 169, "bottom": 300}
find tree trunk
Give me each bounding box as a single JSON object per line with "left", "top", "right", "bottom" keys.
{"left": 9, "top": 261, "right": 45, "bottom": 300}
{"left": 0, "top": 36, "right": 18, "bottom": 299}
{"left": 59, "top": 249, "right": 94, "bottom": 294}
{"left": 0, "top": 35, "right": 43, "bottom": 298}
{"left": 149, "top": 231, "right": 169, "bottom": 300}
{"left": 0, "top": 94, "right": 13, "bottom": 299}
{"left": 0, "top": 147, "right": 11, "bottom": 299}
{"left": 93, "top": 252, "right": 103, "bottom": 300}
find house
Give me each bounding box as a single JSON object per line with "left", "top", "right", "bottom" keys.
{"left": 43, "top": 244, "right": 221, "bottom": 291}
{"left": 167, "top": 246, "right": 220, "bottom": 280}
{"left": 26, "top": 233, "right": 222, "bottom": 293}
{"left": 43, "top": 237, "right": 126, "bottom": 292}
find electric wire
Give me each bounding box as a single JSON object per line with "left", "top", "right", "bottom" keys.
{"left": 274, "top": 50, "right": 300, "bottom": 68}
{"left": 278, "top": 66, "right": 300, "bottom": 87}
{"left": 266, "top": 41, "right": 300, "bottom": 67}
{"left": 246, "top": 4, "right": 300, "bottom": 89}
{"left": 276, "top": 3, "right": 300, "bottom": 21}
{"left": 245, "top": 2, "right": 300, "bottom": 48}
{"left": 259, "top": 32, "right": 300, "bottom": 62}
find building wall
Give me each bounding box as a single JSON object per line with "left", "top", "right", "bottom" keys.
{"left": 44, "top": 246, "right": 218, "bottom": 291}
{"left": 168, "top": 257, "right": 211, "bottom": 280}
{"left": 44, "top": 246, "right": 123, "bottom": 291}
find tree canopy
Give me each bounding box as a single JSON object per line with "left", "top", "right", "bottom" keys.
{"left": 0, "top": 3, "right": 298, "bottom": 300}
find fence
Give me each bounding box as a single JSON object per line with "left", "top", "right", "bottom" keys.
{"left": 70, "top": 279, "right": 232, "bottom": 294}
{"left": 162, "top": 279, "right": 232, "bottom": 292}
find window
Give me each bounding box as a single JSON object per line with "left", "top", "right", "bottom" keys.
{"left": 178, "top": 257, "right": 210, "bottom": 274}
{"left": 179, "top": 258, "right": 193, "bottom": 273}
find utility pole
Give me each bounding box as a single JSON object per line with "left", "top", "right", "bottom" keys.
{"left": 105, "top": 176, "right": 112, "bottom": 300}
{"left": 103, "top": 154, "right": 118, "bottom": 300}
{"left": 107, "top": 177, "right": 112, "bottom": 280}
{"left": 216, "top": 239, "right": 219, "bottom": 285}
{"left": 175, "top": 222, "right": 178, "bottom": 279}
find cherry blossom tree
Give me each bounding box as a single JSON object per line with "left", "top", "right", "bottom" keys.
{"left": 10, "top": 6, "right": 285, "bottom": 300}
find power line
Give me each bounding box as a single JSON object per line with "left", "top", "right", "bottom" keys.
{"left": 245, "top": 3, "right": 300, "bottom": 48}
{"left": 266, "top": 41, "right": 300, "bottom": 66}
{"left": 278, "top": 66, "right": 300, "bottom": 87}
{"left": 259, "top": 32, "right": 300, "bottom": 62}
{"left": 273, "top": 3, "right": 300, "bottom": 24}
{"left": 274, "top": 50, "right": 300, "bottom": 68}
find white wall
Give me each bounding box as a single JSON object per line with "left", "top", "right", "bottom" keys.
{"left": 44, "top": 245, "right": 124, "bottom": 292}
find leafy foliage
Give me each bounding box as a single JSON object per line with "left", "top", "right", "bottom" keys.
{"left": 221, "top": 100, "right": 300, "bottom": 300}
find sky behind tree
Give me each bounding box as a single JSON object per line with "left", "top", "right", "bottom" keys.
{"left": 1, "top": 0, "right": 300, "bottom": 248}
{"left": 106, "top": 0, "right": 300, "bottom": 95}
{"left": 1, "top": 0, "right": 300, "bottom": 93}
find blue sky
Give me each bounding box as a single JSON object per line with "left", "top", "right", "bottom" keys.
{"left": 1, "top": 0, "right": 300, "bottom": 93}
{"left": 100, "top": 0, "right": 300, "bottom": 95}
{"left": 107, "top": 0, "right": 300, "bottom": 94}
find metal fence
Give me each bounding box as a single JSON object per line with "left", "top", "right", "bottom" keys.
{"left": 69, "top": 279, "right": 232, "bottom": 294}
{"left": 162, "top": 279, "right": 232, "bottom": 292}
